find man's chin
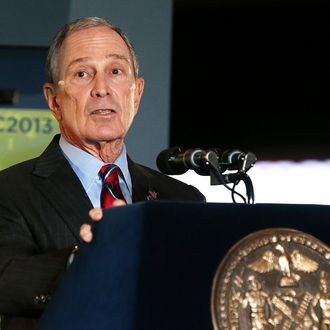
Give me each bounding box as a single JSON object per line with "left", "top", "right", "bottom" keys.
{"left": 87, "top": 134, "right": 125, "bottom": 145}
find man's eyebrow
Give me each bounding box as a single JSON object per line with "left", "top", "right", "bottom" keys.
{"left": 67, "top": 57, "right": 90, "bottom": 70}
{"left": 105, "top": 54, "right": 130, "bottom": 63}
{"left": 67, "top": 54, "right": 130, "bottom": 70}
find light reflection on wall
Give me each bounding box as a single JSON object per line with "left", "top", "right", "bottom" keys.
{"left": 171, "top": 160, "right": 330, "bottom": 205}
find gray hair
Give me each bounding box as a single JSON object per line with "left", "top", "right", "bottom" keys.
{"left": 45, "top": 16, "right": 139, "bottom": 83}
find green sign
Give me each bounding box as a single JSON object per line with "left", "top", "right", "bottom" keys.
{"left": 0, "top": 108, "right": 59, "bottom": 170}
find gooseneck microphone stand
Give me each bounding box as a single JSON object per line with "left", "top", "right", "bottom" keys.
{"left": 156, "top": 147, "right": 257, "bottom": 204}
{"left": 202, "top": 150, "right": 256, "bottom": 205}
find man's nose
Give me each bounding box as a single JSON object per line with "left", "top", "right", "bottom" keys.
{"left": 91, "top": 74, "right": 111, "bottom": 97}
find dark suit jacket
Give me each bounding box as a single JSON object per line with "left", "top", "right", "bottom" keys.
{"left": 0, "top": 135, "right": 205, "bottom": 329}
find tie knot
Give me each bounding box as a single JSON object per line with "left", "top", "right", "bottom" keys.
{"left": 99, "top": 164, "right": 120, "bottom": 183}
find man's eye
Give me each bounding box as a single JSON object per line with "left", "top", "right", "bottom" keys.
{"left": 112, "top": 68, "right": 120, "bottom": 75}
{"left": 76, "top": 71, "right": 88, "bottom": 78}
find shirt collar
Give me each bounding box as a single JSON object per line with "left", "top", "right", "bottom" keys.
{"left": 59, "top": 135, "right": 132, "bottom": 195}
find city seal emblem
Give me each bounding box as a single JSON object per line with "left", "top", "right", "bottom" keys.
{"left": 211, "top": 228, "right": 330, "bottom": 330}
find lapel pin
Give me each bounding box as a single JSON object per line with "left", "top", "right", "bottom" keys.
{"left": 147, "top": 189, "right": 157, "bottom": 200}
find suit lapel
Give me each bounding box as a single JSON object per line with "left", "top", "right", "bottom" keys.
{"left": 32, "top": 135, "right": 93, "bottom": 241}
{"left": 128, "top": 157, "right": 158, "bottom": 202}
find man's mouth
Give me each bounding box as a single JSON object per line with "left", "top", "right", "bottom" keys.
{"left": 91, "top": 109, "right": 115, "bottom": 115}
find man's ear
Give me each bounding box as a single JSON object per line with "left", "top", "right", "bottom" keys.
{"left": 133, "top": 77, "right": 144, "bottom": 115}
{"left": 43, "top": 83, "right": 61, "bottom": 120}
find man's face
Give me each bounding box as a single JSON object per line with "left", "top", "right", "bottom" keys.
{"left": 44, "top": 26, "right": 144, "bottom": 148}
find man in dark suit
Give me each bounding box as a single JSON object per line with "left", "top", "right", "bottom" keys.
{"left": 0, "top": 17, "right": 205, "bottom": 329}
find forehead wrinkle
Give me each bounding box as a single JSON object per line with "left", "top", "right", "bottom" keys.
{"left": 67, "top": 54, "right": 130, "bottom": 70}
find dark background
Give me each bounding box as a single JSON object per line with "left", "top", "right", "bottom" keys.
{"left": 170, "top": 0, "right": 330, "bottom": 160}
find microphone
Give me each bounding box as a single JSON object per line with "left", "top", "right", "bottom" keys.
{"left": 156, "top": 147, "right": 217, "bottom": 175}
{"left": 214, "top": 149, "right": 257, "bottom": 172}
{"left": 156, "top": 147, "right": 257, "bottom": 175}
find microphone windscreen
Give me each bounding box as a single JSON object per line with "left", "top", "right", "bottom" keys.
{"left": 156, "top": 147, "right": 187, "bottom": 175}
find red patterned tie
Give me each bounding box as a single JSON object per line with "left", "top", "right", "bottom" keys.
{"left": 99, "top": 164, "right": 125, "bottom": 208}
